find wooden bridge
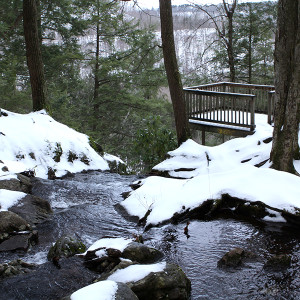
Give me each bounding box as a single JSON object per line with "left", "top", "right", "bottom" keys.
{"left": 183, "top": 82, "right": 275, "bottom": 144}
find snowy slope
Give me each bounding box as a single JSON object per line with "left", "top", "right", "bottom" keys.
{"left": 0, "top": 109, "right": 109, "bottom": 180}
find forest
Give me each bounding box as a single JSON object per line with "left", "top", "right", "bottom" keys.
{"left": 0, "top": 0, "right": 279, "bottom": 172}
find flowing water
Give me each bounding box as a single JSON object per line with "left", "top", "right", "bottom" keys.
{"left": 1, "top": 171, "right": 300, "bottom": 299}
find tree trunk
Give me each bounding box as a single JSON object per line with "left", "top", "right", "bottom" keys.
{"left": 223, "top": 0, "right": 237, "bottom": 83}
{"left": 270, "top": 0, "right": 300, "bottom": 174}
{"left": 23, "top": 0, "right": 47, "bottom": 111}
{"left": 248, "top": 4, "right": 253, "bottom": 84}
{"left": 227, "top": 15, "right": 235, "bottom": 82}
{"left": 93, "top": 2, "right": 100, "bottom": 131}
{"left": 159, "top": 0, "right": 190, "bottom": 145}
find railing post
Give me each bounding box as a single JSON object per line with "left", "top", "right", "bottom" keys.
{"left": 250, "top": 95, "right": 256, "bottom": 131}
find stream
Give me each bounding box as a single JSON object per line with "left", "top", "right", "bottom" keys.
{"left": 1, "top": 171, "right": 300, "bottom": 299}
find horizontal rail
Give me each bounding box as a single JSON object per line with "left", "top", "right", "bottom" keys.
{"left": 184, "top": 88, "right": 256, "bottom": 98}
{"left": 186, "top": 81, "right": 275, "bottom": 91}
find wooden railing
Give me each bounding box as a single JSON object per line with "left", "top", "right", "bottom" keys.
{"left": 184, "top": 88, "right": 256, "bottom": 132}
{"left": 186, "top": 82, "right": 275, "bottom": 114}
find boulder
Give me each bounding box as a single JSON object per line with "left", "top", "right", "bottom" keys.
{"left": 263, "top": 254, "right": 291, "bottom": 272}
{"left": 47, "top": 235, "right": 86, "bottom": 263}
{"left": 9, "top": 194, "right": 52, "bottom": 225}
{"left": 0, "top": 211, "right": 31, "bottom": 242}
{"left": 218, "top": 247, "right": 256, "bottom": 268}
{"left": 0, "top": 259, "right": 36, "bottom": 279}
{"left": 0, "top": 173, "right": 32, "bottom": 193}
{"left": 0, "top": 230, "right": 38, "bottom": 252}
{"left": 0, "top": 256, "right": 96, "bottom": 299}
{"left": 115, "top": 282, "right": 139, "bottom": 300}
{"left": 122, "top": 242, "right": 164, "bottom": 264}
{"left": 128, "top": 263, "right": 191, "bottom": 300}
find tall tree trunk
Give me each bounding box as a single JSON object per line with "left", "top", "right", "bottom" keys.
{"left": 248, "top": 4, "right": 253, "bottom": 84}
{"left": 93, "top": 3, "right": 100, "bottom": 131}
{"left": 23, "top": 0, "right": 47, "bottom": 111}
{"left": 270, "top": 0, "right": 300, "bottom": 174}
{"left": 227, "top": 15, "right": 235, "bottom": 82}
{"left": 159, "top": 0, "right": 190, "bottom": 145}
{"left": 223, "top": 0, "right": 237, "bottom": 83}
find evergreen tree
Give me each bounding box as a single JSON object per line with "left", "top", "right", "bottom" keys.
{"left": 234, "top": 1, "right": 276, "bottom": 84}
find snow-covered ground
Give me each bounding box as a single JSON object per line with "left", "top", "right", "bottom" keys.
{"left": 0, "top": 109, "right": 122, "bottom": 211}
{"left": 121, "top": 114, "right": 300, "bottom": 227}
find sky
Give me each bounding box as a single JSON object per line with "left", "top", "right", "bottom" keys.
{"left": 130, "top": 0, "right": 274, "bottom": 9}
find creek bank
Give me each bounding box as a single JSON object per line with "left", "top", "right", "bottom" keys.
{"left": 0, "top": 174, "right": 52, "bottom": 252}
{"left": 122, "top": 188, "right": 300, "bottom": 231}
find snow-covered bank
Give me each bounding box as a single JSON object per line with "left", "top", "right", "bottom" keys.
{"left": 121, "top": 114, "right": 300, "bottom": 227}
{"left": 0, "top": 109, "right": 110, "bottom": 179}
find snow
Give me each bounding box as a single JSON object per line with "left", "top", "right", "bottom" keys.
{"left": 0, "top": 109, "right": 124, "bottom": 213}
{"left": 84, "top": 237, "right": 133, "bottom": 256}
{"left": 0, "top": 189, "right": 26, "bottom": 211}
{"left": 121, "top": 114, "right": 300, "bottom": 226}
{"left": 154, "top": 114, "right": 274, "bottom": 179}
{"left": 70, "top": 280, "right": 118, "bottom": 300}
{"left": 107, "top": 262, "right": 166, "bottom": 283}
{"left": 0, "top": 109, "right": 109, "bottom": 180}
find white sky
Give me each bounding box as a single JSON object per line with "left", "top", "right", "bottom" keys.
{"left": 131, "top": 0, "right": 274, "bottom": 10}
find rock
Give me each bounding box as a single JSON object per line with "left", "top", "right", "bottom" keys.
{"left": 0, "top": 230, "right": 38, "bottom": 252}
{"left": 0, "top": 256, "right": 96, "bottom": 299}
{"left": 128, "top": 263, "right": 191, "bottom": 300}
{"left": 0, "top": 259, "right": 36, "bottom": 279}
{"left": 97, "top": 260, "right": 134, "bottom": 281}
{"left": 0, "top": 173, "right": 32, "bottom": 193}
{"left": 84, "top": 247, "right": 122, "bottom": 273}
{"left": 0, "top": 211, "right": 31, "bottom": 241}
{"left": 122, "top": 242, "right": 164, "bottom": 264}
{"left": 47, "top": 235, "right": 86, "bottom": 262}
{"left": 115, "top": 282, "right": 139, "bottom": 300}
{"left": 263, "top": 254, "right": 291, "bottom": 272}
{"left": 218, "top": 247, "right": 256, "bottom": 268}
{"left": 9, "top": 194, "right": 52, "bottom": 225}
{"left": 2, "top": 166, "right": 8, "bottom": 172}
{"left": 0, "top": 211, "right": 39, "bottom": 251}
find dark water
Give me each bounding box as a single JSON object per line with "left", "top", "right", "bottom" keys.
{"left": 1, "top": 171, "right": 300, "bottom": 299}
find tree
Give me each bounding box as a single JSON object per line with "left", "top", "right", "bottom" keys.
{"left": 194, "top": 0, "right": 237, "bottom": 82}
{"left": 23, "top": 0, "right": 47, "bottom": 111}
{"left": 270, "top": 0, "right": 300, "bottom": 174}
{"left": 234, "top": 2, "right": 276, "bottom": 84}
{"left": 159, "top": 0, "right": 190, "bottom": 145}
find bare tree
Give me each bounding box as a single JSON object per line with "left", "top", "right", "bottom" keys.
{"left": 159, "top": 0, "right": 190, "bottom": 145}
{"left": 192, "top": 0, "right": 237, "bottom": 82}
{"left": 23, "top": 0, "right": 47, "bottom": 111}
{"left": 270, "top": 0, "right": 300, "bottom": 174}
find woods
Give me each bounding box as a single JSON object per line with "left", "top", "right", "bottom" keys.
{"left": 0, "top": 0, "right": 299, "bottom": 174}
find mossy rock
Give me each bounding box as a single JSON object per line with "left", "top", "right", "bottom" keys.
{"left": 264, "top": 254, "right": 291, "bottom": 271}
{"left": 218, "top": 247, "right": 256, "bottom": 268}
{"left": 47, "top": 235, "right": 86, "bottom": 261}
